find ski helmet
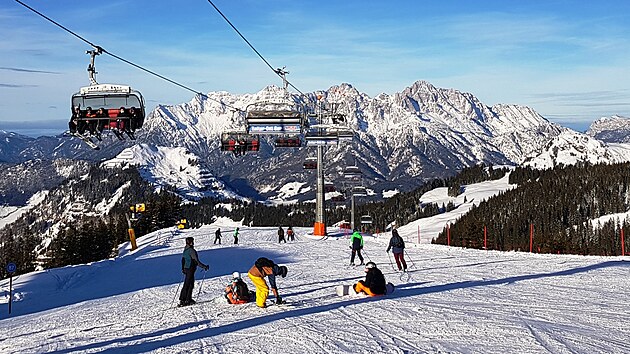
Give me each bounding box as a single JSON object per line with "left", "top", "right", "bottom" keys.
{"left": 278, "top": 265, "right": 288, "bottom": 278}
{"left": 232, "top": 271, "right": 240, "bottom": 280}
{"left": 365, "top": 262, "right": 377, "bottom": 269}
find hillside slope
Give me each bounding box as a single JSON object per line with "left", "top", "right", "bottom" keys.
{"left": 1, "top": 222, "right": 628, "bottom": 353}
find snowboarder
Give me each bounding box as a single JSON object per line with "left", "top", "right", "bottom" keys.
{"left": 214, "top": 228, "right": 222, "bottom": 244}
{"left": 225, "top": 272, "right": 253, "bottom": 304}
{"left": 247, "top": 257, "right": 288, "bottom": 308}
{"left": 287, "top": 226, "right": 295, "bottom": 241}
{"left": 349, "top": 229, "right": 364, "bottom": 266}
{"left": 179, "top": 237, "right": 209, "bottom": 307}
{"left": 386, "top": 228, "right": 407, "bottom": 271}
{"left": 233, "top": 227, "right": 239, "bottom": 244}
{"left": 354, "top": 262, "right": 386, "bottom": 296}
{"left": 278, "top": 226, "right": 286, "bottom": 243}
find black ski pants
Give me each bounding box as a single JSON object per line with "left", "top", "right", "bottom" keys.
{"left": 350, "top": 249, "right": 364, "bottom": 264}
{"left": 179, "top": 266, "right": 197, "bottom": 303}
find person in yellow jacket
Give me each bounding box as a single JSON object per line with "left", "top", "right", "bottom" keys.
{"left": 247, "top": 257, "right": 288, "bottom": 308}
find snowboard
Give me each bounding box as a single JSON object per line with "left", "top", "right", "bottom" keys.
{"left": 336, "top": 284, "right": 357, "bottom": 296}
{"left": 336, "top": 282, "right": 395, "bottom": 297}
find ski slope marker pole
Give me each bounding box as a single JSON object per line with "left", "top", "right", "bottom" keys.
{"left": 484, "top": 225, "right": 487, "bottom": 251}
{"left": 529, "top": 224, "right": 534, "bottom": 253}
{"left": 621, "top": 229, "right": 625, "bottom": 256}
{"left": 447, "top": 224, "right": 450, "bottom": 246}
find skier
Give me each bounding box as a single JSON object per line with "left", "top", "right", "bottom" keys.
{"left": 278, "top": 226, "right": 286, "bottom": 243}
{"left": 386, "top": 228, "right": 407, "bottom": 271}
{"left": 247, "top": 257, "right": 288, "bottom": 308}
{"left": 287, "top": 226, "right": 295, "bottom": 241}
{"left": 349, "top": 229, "right": 364, "bottom": 266}
{"left": 354, "top": 262, "right": 386, "bottom": 296}
{"left": 224, "top": 272, "right": 253, "bottom": 304}
{"left": 214, "top": 228, "right": 222, "bottom": 245}
{"left": 69, "top": 105, "right": 84, "bottom": 134}
{"left": 179, "top": 237, "right": 209, "bottom": 307}
{"left": 233, "top": 227, "right": 239, "bottom": 244}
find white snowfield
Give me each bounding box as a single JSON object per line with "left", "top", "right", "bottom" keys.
{"left": 1, "top": 221, "right": 628, "bottom": 353}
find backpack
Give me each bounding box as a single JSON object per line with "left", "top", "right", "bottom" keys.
{"left": 234, "top": 280, "right": 249, "bottom": 299}
{"left": 255, "top": 257, "right": 275, "bottom": 269}
{"left": 392, "top": 235, "right": 404, "bottom": 248}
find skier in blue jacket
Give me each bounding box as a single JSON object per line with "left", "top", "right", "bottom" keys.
{"left": 179, "top": 237, "right": 209, "bottom": 306}
{"left": 386, "top": 228, "right": 407, "bottom": 271}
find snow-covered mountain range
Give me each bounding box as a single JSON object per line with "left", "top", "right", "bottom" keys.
{"left": 586, "top": 114, "right": 630, "bottom": 143}
{"left": 104, "top": 144, "right": 243, "bottom": 201}
{"left": 2, "top": 81, "right": 630, "bottom": 203}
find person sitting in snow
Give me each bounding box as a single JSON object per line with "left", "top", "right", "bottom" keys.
{"left": 353, "top": 262, "right": 386, "bottom": 296}
{"left": 247, "top": 257, "right": 288, "bottom": 308}
{"left": 225, "top": 272, "right": 253, "bottom": 304}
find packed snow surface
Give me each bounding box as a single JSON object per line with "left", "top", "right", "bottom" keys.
{"left": 1, "top": 220, "right": 628, "bottom": 353}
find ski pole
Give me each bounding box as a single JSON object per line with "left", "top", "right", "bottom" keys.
{"left": 196, "top": 268, "right": 208, "bottom": 300}
{"left": 404, "top": 249, "right": 417, "bottom": 269}
{"left": 169, "top": 274, "right": 184, "bottom": 309}
{"left": 387, "top": 251, "right": 397, "bottom": 271}
{"left": 361, "top": 248, "right": 372, "bottom": 263}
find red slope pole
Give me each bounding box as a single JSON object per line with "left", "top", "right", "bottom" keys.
{"left": 447, "top": 224, "right": 451, "bottom": 246}
{"left": 417, "top": 224, "right": 420, "bottom": 244}
{"left": 621, "top": 228, "right": 625, "bottom": 256}
{"left": 529, "top": 223, "right": 534, "bottom": 253}
{"left": 484, "top": 225, "right": 487, "bottom": 251}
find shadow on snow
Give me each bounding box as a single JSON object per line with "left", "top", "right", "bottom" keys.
{"left": 48, "top": 260, "right": 628, "bottom": 353}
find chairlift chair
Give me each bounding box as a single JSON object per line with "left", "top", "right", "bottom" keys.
{"left": 331, "top": 195, "right": 346, "bottom": 203}
{"left": 274, "top": 136, "right": 302, "bottom": 148}
{"left": 304, "top": 130, "right": 341, "bottom": 146}
{"left": 69, "top": 49, "right": 145, "bottom": 142}
{"left": 360, "top": 215, "right": 373, "bottom": 225}
{"left": 245, "top": 100, "right": 304, "bottom": 135}
{"left": 303, "top": 157, "right": 317, "bottom": 170}
{"left": 352, "top": 185, "right": 367, "bottom": 197}
{"left": 324, "top": 181, "right": 336, "bottom": 193}
{"left": 343, "top": 166, "right": 362, "bottom": 180}
{"left": 220, "top": 132, "right": 260, "bottom": 156}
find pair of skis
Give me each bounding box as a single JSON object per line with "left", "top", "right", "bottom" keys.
{"left": 69, "top": 129, "right": 136, "bottom": 150}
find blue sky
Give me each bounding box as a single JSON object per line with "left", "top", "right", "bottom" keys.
{"left": 1, "top": 0, "right": 629, "bottom": 136}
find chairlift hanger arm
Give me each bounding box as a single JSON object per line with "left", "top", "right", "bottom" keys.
{"left": 15, "top": 0, "right": 245, "bottom": 115}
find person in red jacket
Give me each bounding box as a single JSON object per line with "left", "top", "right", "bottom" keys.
{"left": 225, "top": 272, "right": 252, "bottom": 304}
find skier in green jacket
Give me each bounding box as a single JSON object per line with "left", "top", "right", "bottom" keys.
{"left": 349, "top": 230, "right": 364, "bottom": 266}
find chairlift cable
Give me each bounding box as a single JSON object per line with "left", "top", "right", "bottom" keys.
{"left": 14, "top": 0, "right": 246, "bottom": 114}
{"left": 205, "top": 0, "right": 306, "bottom": 97}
